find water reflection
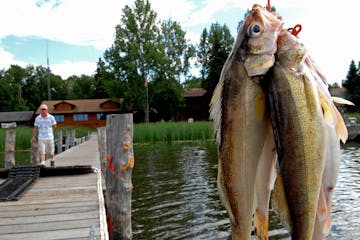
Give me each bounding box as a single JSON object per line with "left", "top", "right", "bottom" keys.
{"left": 132, "top": 141, "right": 360, "bottom": 239}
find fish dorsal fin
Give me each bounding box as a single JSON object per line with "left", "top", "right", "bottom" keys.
{"left": 318, "top": 90, "right": 337, "bottom": 128}
{"left": 332, "top": 96, "right": 355, "bottom": 106}
{"left": 209, "top": 75, "right": 223, "bottom": 145}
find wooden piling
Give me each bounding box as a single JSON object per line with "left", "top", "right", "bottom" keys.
{"left": 96, "top": 127, "right": 107, "bottom": 175}
{"left": 57, "top": 130, "right": 63, "bottom": 154}
{"left": 31, "top": 138, "right": 39, "bottom": 165}
{"left": 65, "top": 130, "right": 70, "bottom": 150}
{"left": 70, "top": 129, "right": 76, "bottom": 147}
{"left": 105, "top": 114, "right": 134, "bottom": 240}
{"left": 5, "top": 129, "right": 16, "bottom": 168}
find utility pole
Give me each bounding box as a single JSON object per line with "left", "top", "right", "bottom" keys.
{"left": 46, "top": 40, "right": 51, "bottom": 100}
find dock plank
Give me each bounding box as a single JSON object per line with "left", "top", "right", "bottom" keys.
{"left": 0, "top": 133, "right": 108, "bottom": 240}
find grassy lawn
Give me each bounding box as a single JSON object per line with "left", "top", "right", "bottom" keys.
{"left": 345, "top": 112, "right": 360, "bottom": 123}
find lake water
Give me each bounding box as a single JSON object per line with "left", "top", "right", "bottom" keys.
{"left": 132, "top": 141, "right": 360, "bottom": 239}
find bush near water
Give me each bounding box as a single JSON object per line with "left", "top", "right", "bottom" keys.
{"left": 0, "top": 121, "right": 213, "bottom": 151}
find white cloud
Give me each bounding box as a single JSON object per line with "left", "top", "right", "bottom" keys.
{"left": 0, "top": 47, "right": 28, "bottom": 70}
{"left": 0, "top": 0, "right": 359, "bottom": 84}
{"left": 51, "top": 61, "right": 97, "bottom": 79}
{"left": 0, "top": 0, "right": 131, "bottom": 51}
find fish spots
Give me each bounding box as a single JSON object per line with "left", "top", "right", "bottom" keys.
{"left": 327, "top": 186, "right": 334, "bottom": 192}
{"left": 255, "top": 90, "right": 266, "bottom": 120}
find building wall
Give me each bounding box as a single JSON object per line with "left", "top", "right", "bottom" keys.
{"left": 55, "top": 113, "right": 107, "bottom": 128}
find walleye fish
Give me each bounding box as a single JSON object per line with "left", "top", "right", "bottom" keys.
{"left": 209, "top": 4, "right": 282, "bottom": 239}
{"left": 266, "top": 29, "right": 327, "bottom": 239}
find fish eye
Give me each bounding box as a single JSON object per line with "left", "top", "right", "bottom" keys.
{"left": 247, "top": 24, "right": 261, "bottom": 37}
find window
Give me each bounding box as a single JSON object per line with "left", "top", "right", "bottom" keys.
{"left": 54, "top": 115, "right": 64, "bottom": 122}
{"left": 73, "top": 114, "right": 88, "bottom": 122}
{"left": 97, "top": 113, "right": 107, "bottom": 120}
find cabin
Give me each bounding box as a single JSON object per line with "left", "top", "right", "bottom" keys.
{"left": 330, "top": 87, "right": 347, "bottom": 99}
{"left": 181, "top": 88, "right": 208, "bottom": 121}
{"left": 0, "top": 111, "right": 35, "bottom": 127}
{"left": 36, "top": 99, "right": 121, "bottom": 128}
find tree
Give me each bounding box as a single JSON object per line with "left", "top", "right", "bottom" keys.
{"left": 342, "top": 60, "right": 360, "bottom": 110}
{"left": 66, "top": 75, "right": 95, "bottom": 99}
{"left": 197, "top": 23, "right": 234, "bottom": 104}
{"left": 104, "top": 0, "right": 159, "bottom": 120}
{"left": 104, "top": 0, "right": 193, "bottom": 122}
{"left": 93, "top": 58, "right": 112, "bottom": 98}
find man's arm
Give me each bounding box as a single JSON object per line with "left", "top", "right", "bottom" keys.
{"left": 31, "top": 126, "right": 38, "bottom": 143}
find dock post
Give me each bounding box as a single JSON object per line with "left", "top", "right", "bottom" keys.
{"left": 65, "top": 130, "right": 70, "bottom": 150}
{"left": 96, "top": 127, "right": 107, "bottom": 176}
{"left": 5, "top": 129, "right": 16, "bottom": 168}
{"left": 106, "top": 114, "right": 134, "bottom": 240}
{"left": 70, "top": 129, "right": 76, "bottom": 147}
{"left": 57, "top": 130, "right": 63, "bottom": 154}
{"left": 31, "top": 138, "right": 39, "bottom": 165}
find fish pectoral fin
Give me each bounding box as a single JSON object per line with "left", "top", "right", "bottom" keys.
{"left": 254, "top": 209, "right": 269, "bottom": 240}
{"left": 271, "top": 174, "right": 292, "bottom": 231}
{"left": 316, "top": 187, "right": 327, "bottom": 222}
{"left": 323, "top": 199, "right": 333, "bottom": 235}
{"left": 319, "top": 90, "right": 337, "bottom": 128}
{"left": 334, "top": 108, "right": 348, "bottom": 143}
{"left": 332, "top": 96, "right": 355, "bottom": 106}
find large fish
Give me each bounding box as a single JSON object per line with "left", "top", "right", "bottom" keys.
{"left": 265, "top": 29, "right": 327, "bottom": 239}
{"left": 209, "top": 4, "right": 282, "bottom": 239}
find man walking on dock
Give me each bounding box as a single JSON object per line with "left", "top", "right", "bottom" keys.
{"left": 31, "top": 104, "right": 57, "bottom": 166}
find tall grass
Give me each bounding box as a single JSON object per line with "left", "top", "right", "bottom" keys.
{"left": 134, "top": 121, "right": 214, "bottom": 143}
{"left": 0, "top": 126, "right": 93, "bottom": 151}
{"left": 0, "top": 122, "right": 213, "bottom": 151}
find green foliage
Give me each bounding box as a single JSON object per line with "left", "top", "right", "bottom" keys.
{"left": 103, "top": 0, "right": 194, "bottom": 121}
{"left": 342, "top": 60, "right": 360, "bottom": 111}
{"left": 134, "top": 121, "right": 213, "bottom": 143}
{"left": 345, "top": 112, "right": 360, "bottom": 123}
{"left": 198, "top": 23, "right": 234, "bottom": 103}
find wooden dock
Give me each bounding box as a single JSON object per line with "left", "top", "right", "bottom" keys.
{"left": 0, "top": 133, "right": 108, "bottom": 240}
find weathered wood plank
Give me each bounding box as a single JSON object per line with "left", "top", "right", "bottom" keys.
{"left": 0, "top": 133, "right": 107, "bottom": 240}
{"left": 0, "top": 218, "right": 100, "bottom": 234}
{"left": 0, "top": 201, "right": 97, "bottom": 212}
{"left": 0, "top": 228, "right": 101, "bottom": 240}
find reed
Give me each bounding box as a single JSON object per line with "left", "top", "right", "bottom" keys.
{"left": 0, "top": 127, "right": 93, "bottom": 151}
{"left": 134, "top": 121, "right": 214, "bottom": 143}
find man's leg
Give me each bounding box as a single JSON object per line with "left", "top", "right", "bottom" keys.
{"left": 38, "top": 140, "right": 46, "bottom": 165}
{"left": 48, "top": 139, "right": 55, "bottom": 167}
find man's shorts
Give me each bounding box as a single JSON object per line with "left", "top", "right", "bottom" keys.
{"left": 38, "top": 139, "right": 55, "bottom": 155}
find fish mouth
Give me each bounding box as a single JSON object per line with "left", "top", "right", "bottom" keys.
{"left": 244, "top": 53, "right": 275, "bottom": 76}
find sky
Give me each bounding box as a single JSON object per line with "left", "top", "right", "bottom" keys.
{"left": 0, "top": 0, "right": 359, "bottom": 85}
